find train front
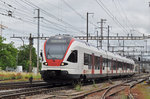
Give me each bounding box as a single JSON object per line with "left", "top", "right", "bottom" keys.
{"left": 40, "top": 35, "right": 78, "bottom": 82}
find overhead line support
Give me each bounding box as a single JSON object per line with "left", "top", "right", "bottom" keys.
{"left": 34, "top": 9, "right": 43, "bottom": 73}
{"left": 86, "top": 12, "right": 94, "bottom": 42}
{"left": 97, "top": 19, "right": 107, "bottom": 49}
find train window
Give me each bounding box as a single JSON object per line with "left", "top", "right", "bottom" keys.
{"left": 110, "top": 59, "right": 113, "bottom": 70}
{"left": 88, "top": 55, "right": 92, "bottom": 69}
{"left": 103, "top": 58, "right": 105, "bottom": 67}
{"left": 122, "top": 63, "right": 124, "bottom": 70}
{"left": 132, "top": 65, "right": 134, "bottom": 70}
{"left": 119, "top": 62, "right": 121, "bottom": 69}
{"left": 95, "top": 56, "right": 100, "bottom": 70}
{"left": 130, "top": 64, "right": 133, "bottom": 70}
{"left": 103, "top": 66, "right": 105, "bottom": 70}
{"left": 127, "top": 63, "right": 129, "bottom": 69}
{"left": 67, "top": 50, "right": 78, "bottom": 63}
{"left": 121, "top": 62, "right": 123, "bottom": 69}
{"left": 127, "top": 64, "right": 129, "bottom": 70}
{"left": 84, "top": 53, "right": 89, "bottom": 65}
{"left": 113, "top": 61, "right": 116, "bottom": 70}
{"left": 102, "top": 59, "right": 105, "bottom": 67}
{"left": 116, "top": 61, "right": 118, "bottom": 70}
{"left": 118, "top": 61, "right": 122, "bottom": 69}
{"left": 84, "top": 53, "right": 94, "bottom": 69}
{"left": 108, "top": 59, "right": 111, "bottom": 68}
{"left": 124, "top": 63, "right": 126, "bottom": 70}
{"left": 103, "top": 58, "right": 107, "bottom": 67}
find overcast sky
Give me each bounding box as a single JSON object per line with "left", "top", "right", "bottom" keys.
{"left": 0, "top": 0, "right": 150, "bottom": 56}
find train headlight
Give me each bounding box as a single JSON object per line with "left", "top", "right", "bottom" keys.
{"left": 61, "top": 63, "right": 64, "bottom": 66}
{"left": 60, "top": 62, "right": 68, "bottom": 66}
{"left": 43, "top": 62, "right": 48, "bottom": 66}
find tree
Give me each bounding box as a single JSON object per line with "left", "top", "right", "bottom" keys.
{"left": 18, "top": 45, "right": 39, "bottom": 72}
{"left": 0, "top": 37, "right": 18, "bottom": 70}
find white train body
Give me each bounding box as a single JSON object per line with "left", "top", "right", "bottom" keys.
{"left": 40, "top": 35, "right": 135, "bottom": 81}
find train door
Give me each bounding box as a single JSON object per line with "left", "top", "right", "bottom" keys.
{"left": 67, "top": 50, "right": 78, "bottom": 69}
{"left": 83, "top": 53, "right": 90, "bottom": 74}
{"left": 102, "top": 58, "right": 107, "bottom": 74}
{"left": 78, "top": 49, "right": 83, "bottom": 73}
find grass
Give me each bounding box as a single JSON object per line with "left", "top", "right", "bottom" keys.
{"left": 74, "top": 81, "right": 83, "bottom": 91}
{"left": 0, "top": 71, "right": 41, "bottom": 82}
{"left": 92, "top": 80, "right": 97, "bottom": 88}
{"left": 75, "top": 84, "right": 82, "bottom": 91}
{"left": 120, "top": 94, "right": 128, "bottom": 99}
{"left": 138, "top": 83, "right": 150, "bottom": 99}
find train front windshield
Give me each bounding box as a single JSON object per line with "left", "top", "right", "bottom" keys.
{"left": 45, "top": 37, "right": 71, "bottom": 59}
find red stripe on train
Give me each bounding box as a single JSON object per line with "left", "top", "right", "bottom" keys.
{"left": 92, "top": 53, "right": 95, "bottom": 74}
{"left": 100, "top": 56, "right": 102, "bottom": 74}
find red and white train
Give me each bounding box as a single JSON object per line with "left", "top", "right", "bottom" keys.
{"left": 40, "top": 35, "right": 135, "bottom": 82}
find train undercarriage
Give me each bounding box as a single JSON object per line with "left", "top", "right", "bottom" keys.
{"left": 40, "top": 70, "right": 134, "bottom": 84}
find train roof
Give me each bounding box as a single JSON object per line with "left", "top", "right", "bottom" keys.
{"left": 52, "top": 35, "right": 135, "bottom": 64}
{"left": 75, "top": 39, "right": 134, "bottom": 64}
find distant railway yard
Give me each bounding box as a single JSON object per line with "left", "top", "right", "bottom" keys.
{"left": 0, "top": 73, "right": 149, "bottom": 99}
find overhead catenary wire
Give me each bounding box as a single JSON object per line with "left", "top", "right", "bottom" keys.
{"left": 62, "top": 0, "right": 97, "bottom": 27}
{"left": 0, "top": 0, "right": 96, "bottom": 36}
{"left": 20, "top": 0, "right": 86, "bottom": 34}
{"left": 95, "top": 0, "right": 130, "bottom": 34}
{"left": 112, "top": 0, "right": 133, "bottom": 31}
{"left": 0, "top": 10, "right": 73, "bottom": 35}
{"left": 0, "top": 0, "right": 35, "bottom": 20}
{"left": 0, "top": 0, "right": 79, "bottom": 34}
{"left": 117, "top": 0, "right": 136, "bottom": 30}
{"left": 0, "top": 0, "right": 16, "bottom": 10}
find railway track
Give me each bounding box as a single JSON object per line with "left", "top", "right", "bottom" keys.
{"left": 0, "top": 80, "right": 48, "bottom": 90}
{"left": 70, "top": 74, "right": 150, "bottom": 99}
{"left": 0, "top": 80, "right": 45, "bottom": 86}
{"left": 0, "top": 73, "right": 149, "bottom": 99}
{"left": 100, "top": 77, "right": 148, "bottom": 99}
{"left": 128, "top": 78, "right": 147, "bottom": 99}
{"left": 0, "top": 82, "right": 71, "bottom": 99}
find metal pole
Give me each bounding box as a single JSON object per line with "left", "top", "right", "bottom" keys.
{"left": 86, "top": 12, "right": 94, "bottom": 42}
{"left": 107, "top": 25, "right": 110, "bottom": 51}
{"left": 37, "top": 9, "right": 40, "bottom": 73}
{"left": 29, "top": 34, "right": 33, "bottom": 72}
{"left": 99, "top": 19, "right": 106, "bottom": 49}
{"left": 123, "top": 39, "right": 124, "bottom": 56}
{"left": 145, "top": 40, "right": 147, "bottom": 53}
{"left": 0, "top": 21, "right": 2, "bottom": 36}
{"left": 87, "top": 12, "right": 88, "bottom": 42}
{"left": 97, "top": 31, "right": 98, "bottom": 48}
{"left": 101, "top": 19, "right": 103, "bottom": 49}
